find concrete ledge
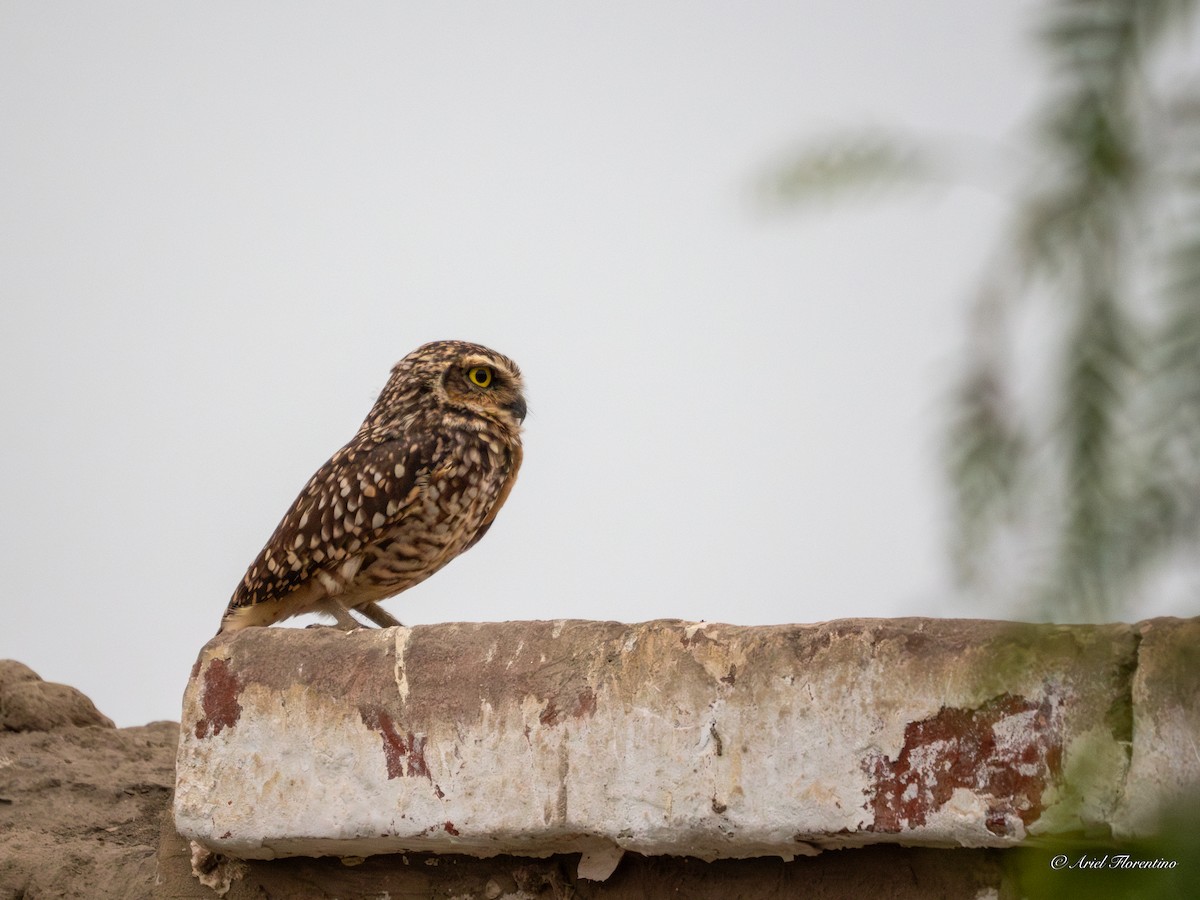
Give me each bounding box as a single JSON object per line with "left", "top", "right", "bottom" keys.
{"left": 174, "top": 617, "right": 1199, "bottom": 869}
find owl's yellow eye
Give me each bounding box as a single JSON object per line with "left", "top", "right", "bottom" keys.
{"left": 467, "top": 366, "right": 493, "bottom": 388}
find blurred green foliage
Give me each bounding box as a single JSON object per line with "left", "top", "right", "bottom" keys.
{"left": 1005, "top": 794, "right": 1200, "bottom": 899}
{"left": 764, "top": 0, "right": 1200, "bottom": 623}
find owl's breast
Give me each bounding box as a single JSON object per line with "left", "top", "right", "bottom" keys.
{"left": 350, "top": 430, "right": 519, "bottom": 602}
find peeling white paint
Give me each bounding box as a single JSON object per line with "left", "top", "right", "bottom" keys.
{"left": 393, "top": 627, "right": 412, "bottom": 704}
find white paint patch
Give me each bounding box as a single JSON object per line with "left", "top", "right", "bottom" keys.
{"left": 394, "top": 627, "right": 413, "bottom": 703}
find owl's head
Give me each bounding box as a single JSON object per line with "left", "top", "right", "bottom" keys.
{"left": 368, "top": 340, "right": 526, "bottom": 434}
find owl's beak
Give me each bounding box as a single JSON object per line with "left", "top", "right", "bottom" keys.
{"left": 506, "top": 396, "right": 528, "bottom": 423}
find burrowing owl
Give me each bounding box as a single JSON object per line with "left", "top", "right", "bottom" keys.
{"left": 219, "top": 340, "right": 526, "bottom": 633}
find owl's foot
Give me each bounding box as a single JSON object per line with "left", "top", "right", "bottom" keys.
{"left": 315, "top": 598, "right": 366, "bottom": 631}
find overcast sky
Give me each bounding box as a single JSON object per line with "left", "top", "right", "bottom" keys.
{"left": 3, "top": 1, "right": 1139, "bottom": 727}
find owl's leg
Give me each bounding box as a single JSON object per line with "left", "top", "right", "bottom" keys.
{"left": 315, "top": 597, "right": 363, "bottom": 631}
{"left": 358, "top": 601, "right": 404, "bottom": 628}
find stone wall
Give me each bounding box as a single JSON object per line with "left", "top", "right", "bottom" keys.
{"left": 5, "top": 617, "right": 1194, "bottom": 898}
{"left": 171, "top": 616, "right": 1200, "bottom": 897}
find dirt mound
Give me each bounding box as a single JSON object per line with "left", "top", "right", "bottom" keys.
{"left": 0, "top": 660, "right": 177, "bottom": 899}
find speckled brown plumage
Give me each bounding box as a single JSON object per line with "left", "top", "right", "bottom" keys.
{"left": 219, "top": 340, "right": 525, "bottom": 633}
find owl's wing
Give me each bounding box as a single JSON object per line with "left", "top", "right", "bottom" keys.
{"left": 225, "top": 432, "right": 436, "bottom": 614}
